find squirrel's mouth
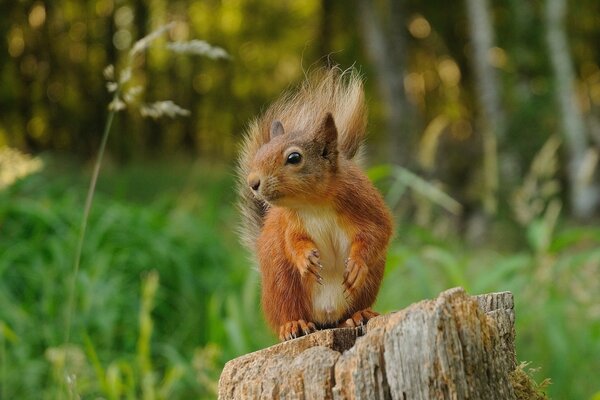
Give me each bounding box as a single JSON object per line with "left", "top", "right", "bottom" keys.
{"left": 254, "top": 189, "right": 283, "bottom": 204}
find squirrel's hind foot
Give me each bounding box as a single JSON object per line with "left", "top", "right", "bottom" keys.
{"left": 279, "top": 319, "right": 317, "bottom": 341}
{"left": 338, "top": 308, "right": 379, "bottom": 328}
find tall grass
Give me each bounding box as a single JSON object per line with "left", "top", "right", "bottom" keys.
{"left": 0, "top": 162, "right": 264, "bottom": 398}
{"left": 372, "top": 137, "right": 600, "bottom": 399}
{"left": 1, "top": 159, "right": 599, "bottom": 398}
{"left": 13, "top": 21, "right": 232, "bottom": 399}
{"left": 65, "top": 21, "right": 228, "bottom": 353}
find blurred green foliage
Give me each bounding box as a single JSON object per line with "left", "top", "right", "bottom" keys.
{"left": 0, "top": 160, "right": 270, "bottom": 398}
{"left": 2, "top": 0, "right": 600, "bottom": 399}
{"left": 0, "top": 161, "right": 599, "bottom": 398}
{"left": 3, "top": 0, "right": 600, "bottom": 215}
{"left": 4, "top": 0, "right": 598, "bottom": 165}
{"left": 1, "top": 0, "right": 336, "bottom": 159}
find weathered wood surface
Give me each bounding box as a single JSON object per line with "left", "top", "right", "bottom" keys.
{"left": 218, "top": 287, "right": 517, "bottom": 400}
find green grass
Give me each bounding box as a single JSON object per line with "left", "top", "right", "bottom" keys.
{"left": 0, "top": 158, "right": 271, "bottom": 399}
{"left": 377, "top": 220, "right": 600, "bottom": 399}
{"left": 0, "top": 158, "right": 599, "bottom": 399}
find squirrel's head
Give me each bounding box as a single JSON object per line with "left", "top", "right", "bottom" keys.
{"left": 247, "top": 113, "right": 339, "bottom": 207}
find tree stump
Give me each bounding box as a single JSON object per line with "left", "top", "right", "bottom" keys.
{"left": 218, "top": 287, "right": 521, "bottom": 399}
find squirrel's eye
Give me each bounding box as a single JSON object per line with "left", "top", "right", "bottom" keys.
{"left": 286, "top": 152, "right": 302, "bottom": 165}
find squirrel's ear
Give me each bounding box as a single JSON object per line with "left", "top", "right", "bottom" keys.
{"left": 317, "top": 113, "right": 338, "bottom": 146}
{"left": 270, "top": 120, "right": 285, "bottom": 140}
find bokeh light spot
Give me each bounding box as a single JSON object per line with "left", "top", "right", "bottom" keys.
{"left": 438, "top": 58, "right": 461, "bottom": 87}
{"left": 8, "top": 27, "right": 25, "bottom": 58}
{"left": 488, "top": 47, "right": 507, "bottom": 68}
{"left": 408, "top": 15, "right": 431, "bottom": 39}
{"left": 29, "top": 3, "right": 46, "bottom": 29}
{"left": 115, "top": 6, "right": 134, "bottom": 28}
{"left": 27, "top": 116, "right": 46, "bottom": 140}
{"left": 113, "top": 29, "right": 132, "bottom": 50}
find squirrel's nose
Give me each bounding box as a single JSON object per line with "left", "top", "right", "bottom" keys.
{"left": 248, "top": 174, "right": 261, "bottom": 191}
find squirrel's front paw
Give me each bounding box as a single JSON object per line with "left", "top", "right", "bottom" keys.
{"left": 296, "top": 248, "right": 323, "bottom": 284}
{"left": 343, "top": 257, "right": 368, "bottom": 296}
{"left": 279, "top": 319, "right": 317, "bottom": 341}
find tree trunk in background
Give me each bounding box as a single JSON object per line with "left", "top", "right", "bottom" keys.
{"left": 318, "top": 0, "right": 334, "bottom": 58}
{"left": 356, "top": 0, "right": 417, "bottom": 167}
{"left": 465, "top": 0, "right": 505, "bottom": 215}
{"left": 545, "top": 0, "right": 600, "bottom": 218}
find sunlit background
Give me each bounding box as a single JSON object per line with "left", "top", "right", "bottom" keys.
{"left": 1, "top": 0, "right": 600, "bottom": 398}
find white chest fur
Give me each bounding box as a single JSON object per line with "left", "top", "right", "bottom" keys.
{"left": 297, "top": 206, "right": 351, "bottom": 324}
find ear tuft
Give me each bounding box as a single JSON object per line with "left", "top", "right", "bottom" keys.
{"left": 317, "top": 113, "right": 339, "bottom": 168}
{"left": 318, "top": 113, "right": 338, "bottom": 145}
{"left": 270, "top": 120, "right": 285, "bottom": 140}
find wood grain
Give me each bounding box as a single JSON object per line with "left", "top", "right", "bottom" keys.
{"left": 219, "top": 288, "right": 518, "bottom": 400}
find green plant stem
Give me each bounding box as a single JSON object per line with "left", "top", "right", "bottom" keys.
{"left": 64, "top": 102, "right": 117, "bottom": 346}
{"left": 60, "top": 103, "right": 116, "bottom": 399}
{"left": 1, "top": 324, "right": 6, "bottom": 400}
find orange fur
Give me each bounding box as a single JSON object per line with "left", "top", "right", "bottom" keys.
{"left": 257, "top": 159, "right": 392, "bottom": 332}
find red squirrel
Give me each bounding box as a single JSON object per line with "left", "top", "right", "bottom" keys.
{"left": 237, "top": 68, "right": 393, "bottom": 341}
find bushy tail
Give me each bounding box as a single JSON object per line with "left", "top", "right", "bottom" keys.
{"left": 236, "top": 67, "right": 367, "bottom": 253}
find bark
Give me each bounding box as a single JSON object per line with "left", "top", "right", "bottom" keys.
{"left": 465, "top": 0, "right": 505, "bottom": 215}
{"left": 218, "top": 288, "right": 522, "bottom": 400}
{"left": 545, "top": 0, "right": 600, "bottom": 218}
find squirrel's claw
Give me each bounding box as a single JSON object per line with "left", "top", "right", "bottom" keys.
{"left": 279, "top": 319, "right": 318, "bottom": 341}
{"left": 338, "top": 308, "right": 379, "bottom": 328}
{"left": 307, "top": 249, "right": 320, "bottom": 265}
{"left": 298, "top": 248, "right": 323, "bottom": 283}
{"left": 300, "top": 320, "right": 317, "bottom": 336}
{"left": 343, "top": 257, "right": 368, "bottom": 296}
{"left": 306, "top": 263, "right": 323, "bottom": 284}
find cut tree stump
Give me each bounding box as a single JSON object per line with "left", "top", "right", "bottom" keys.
{"left": 218, "top": 287, "right": 521, "bottom": 399}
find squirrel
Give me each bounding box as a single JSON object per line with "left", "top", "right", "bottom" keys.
{"left": 237, "top": 68, "right": 393, "bottom": 341}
